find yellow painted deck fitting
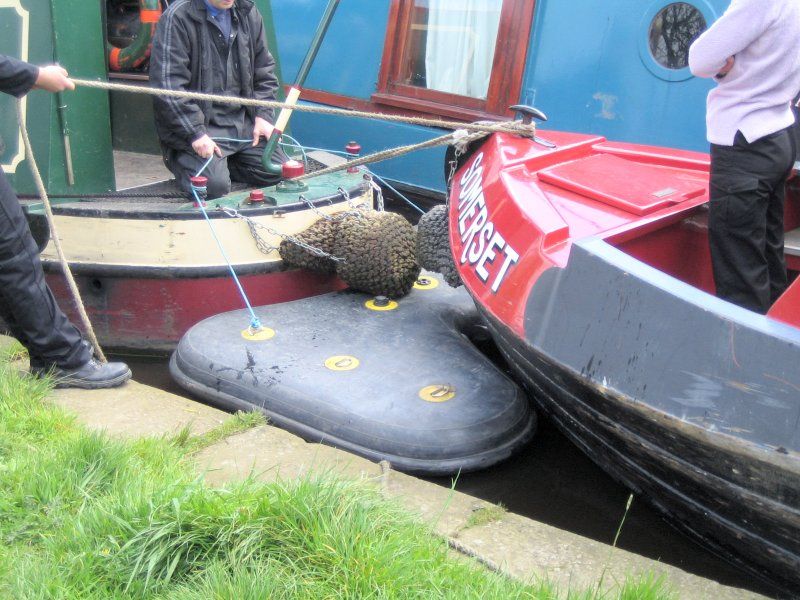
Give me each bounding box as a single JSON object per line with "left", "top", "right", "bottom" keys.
{"left": 414, "top": 276, "right": 440, "bottom": 290}
{"left": 241, "top": 327, "right": 276, "bottom": 341}
{"left": 365, "top": 298, "right": 399, "bottom": 311}
{"left": 419, "top": 385, "right": 456, "bottom": 403}
{"left": 325, "top": 355, "right": 360, "bottom": 371}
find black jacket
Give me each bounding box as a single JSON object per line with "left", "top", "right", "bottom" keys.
{"left": 149, "top": 0, "right": 278, "bottom": 150}
{"left": 0, "top": 55, "right": 37, "bottom": 98}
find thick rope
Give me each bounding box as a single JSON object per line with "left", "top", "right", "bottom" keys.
{"left": 295, "top": 128, "right": 521, "bottom": 181}
{"left": 71, "top": 78, "right": 534, "bottom": 136}
{"left": 71, "top": 79, "right": 535, "bottom": 182}
{"left": 15, "top": 99, "right": 107, "bottom": 363}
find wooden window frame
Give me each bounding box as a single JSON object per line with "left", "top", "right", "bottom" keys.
{"left": 372, "top": 0, "right": 536, "bottom": 121}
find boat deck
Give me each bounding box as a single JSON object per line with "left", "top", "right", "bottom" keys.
{"left": 26, "top": 150, "right": 352, "bottom": 216}
{"left": 113, "top": 150, "right": 171, "bottom": 190}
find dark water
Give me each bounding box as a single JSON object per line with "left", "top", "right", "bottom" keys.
{"left": 119, "top": 355, "right": 776, "bottom": 598}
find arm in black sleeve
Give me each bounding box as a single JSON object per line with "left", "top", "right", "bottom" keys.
{"left": 0, "top": 54, "right": 38, "bottom": 98}
{"left": 149, "top": 16, "right": 207, "bottom": 144}
{"left": 250, "top": 12, "right": 278, "bottom": 122}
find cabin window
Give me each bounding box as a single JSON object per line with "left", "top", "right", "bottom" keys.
{"left": 648, "top": 3, "right": 706, "bottom": 70}
{"left": 374, "top": 0, "right": 535, "bottom": 120}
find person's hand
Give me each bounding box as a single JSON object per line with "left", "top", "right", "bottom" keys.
{"left": 33, "top": 65, "right": 74, "bottom": 92}
{"left": 192, "top": 134, "right": 222, "bottom": 159}
{"left": 252, "top": 116, "right": 275, "bottom": 146}
{"left": 716, "top": 56, "right": 735, "bottom": 79}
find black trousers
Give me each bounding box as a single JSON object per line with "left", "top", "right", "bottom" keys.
{"left": 0, "top": 170, "right": 90, "bottom": 368}
{"left": 164, "top": 139, "right": 287, "bottom": 200}
{"left": 709, "top": 127, "right": 796, "bottom": 314}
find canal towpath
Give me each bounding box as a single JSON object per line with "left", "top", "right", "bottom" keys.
{"left": 1, "top": 336, "right": 766, "bottom": 600}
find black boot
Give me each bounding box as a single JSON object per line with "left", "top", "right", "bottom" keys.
{"left": 32, "top": 358, "right": 132, "bottom": 389}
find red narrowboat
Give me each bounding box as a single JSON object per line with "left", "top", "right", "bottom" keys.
{"left": 447, "top": 126, "right": 800, "bottom": 596}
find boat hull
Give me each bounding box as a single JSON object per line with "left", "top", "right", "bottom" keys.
{"left": 44, "top": 266, "right": 343, "bottom": 354}
{"left": 482, "top": 240, "right": 800, "bottom": 596}
{"left": 28, "top": 177, "right": 372, "bottom": 354}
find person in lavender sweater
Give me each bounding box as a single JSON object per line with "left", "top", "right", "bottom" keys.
{"left": 689, "top": 0, "right": 800, "bottom": 314}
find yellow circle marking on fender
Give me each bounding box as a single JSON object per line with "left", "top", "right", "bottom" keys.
{"left": 365, "top": 299, "right": 398, "bottom": 311}
{"left": 241, "top": 327, "right": 276, "bottom": 341}
{"left": 325, "top": 355, "right": 360, "bottom": 371}
{"left": 419, "top": 385, "right": 456, "bottom": 403}
{"left": 413, "top": 276, "right": 440, "bottom": 290}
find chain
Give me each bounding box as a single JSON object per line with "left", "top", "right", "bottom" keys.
{"left": 298, "top": 193, "right": 335, "bottom": 222}
{"left": 445, "top": 146, "right": 465, "bottom": 208}
{"left": 217, "top": 206, "right": 346, "bottom": 262}
{"left": 337, "top": 186, "right": 355, "bottom": 210}
{"left": 370, "top": 179, "right": 385, "bottom": 212}
{"left": 245, "top": 217, "right": 278, "bottom": 255}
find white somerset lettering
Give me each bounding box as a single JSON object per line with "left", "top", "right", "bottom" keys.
{"left": 491, "top": 246, "right": 519, "bottom": 293}
{"left": 454, "top": 153, "right": 519, "bottom": 293}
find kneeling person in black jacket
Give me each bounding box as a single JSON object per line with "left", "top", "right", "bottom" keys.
{"left": 150, "top": 0, "right": 285, "bottom": 199}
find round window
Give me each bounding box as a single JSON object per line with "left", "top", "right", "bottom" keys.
{"left": 648, "top": 3, "right": 707, "bottom": 70}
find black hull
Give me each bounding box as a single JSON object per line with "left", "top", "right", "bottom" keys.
{"left": 474, "top": 241, "right": 800, "bottom": 597}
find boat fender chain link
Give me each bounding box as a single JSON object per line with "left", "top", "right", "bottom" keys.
{"left": 369, "top": 179, "right": 386, "bottom": 212}
{"left": 217, "top": 206, "right": 348, "bottom": 262}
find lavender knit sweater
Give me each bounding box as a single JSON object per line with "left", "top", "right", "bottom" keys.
{"left": 688, "top": 0, "right": 800, "bottom": 146}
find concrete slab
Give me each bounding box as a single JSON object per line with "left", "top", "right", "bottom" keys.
{"left": 195, "top": 425, "right": 384, "bottom": 485}
{"left": 51, "top": 381, "right": 228, "bottom": 439}
{"left": 453, "top": 513, "right": 760, "bottom": 599}
{"left": 197, "top": 427, "right": 766, "bottom": 599}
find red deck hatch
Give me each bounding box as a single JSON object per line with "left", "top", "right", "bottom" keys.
{"left": 538, "top": 154, "right": 706, "bottom": 216}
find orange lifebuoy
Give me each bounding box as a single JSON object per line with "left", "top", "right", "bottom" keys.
{"left": 107, "top": 0, "right": 162, "bottom": 71}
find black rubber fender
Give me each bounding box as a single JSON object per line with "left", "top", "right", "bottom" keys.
{"left": 170, "top": 275, "right": 536, "bottom": 475}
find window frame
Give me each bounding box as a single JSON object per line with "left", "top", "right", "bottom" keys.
{"left": 373, "top": 0, "right": 536, "bottom": 121}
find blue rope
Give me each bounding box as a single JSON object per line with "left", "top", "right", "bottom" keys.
{"left": 192, "top": 158, "right": 262, "bottom": 331}
{"left": 368, "top": 172, "right": 425, "bottom": 215}
{"left": 278, "top": 133, "right": 309, "bottom": 170}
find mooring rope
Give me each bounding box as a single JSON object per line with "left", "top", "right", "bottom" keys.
{"left": 293, "top": 130, "right": 490, "bottom": 182}
{"left": 71, "top": 78, "right": 536, "bottom": 137}
{"left": 71, "top": 79, "right": 535, "bottom": 180}
{"left": 15, "top": 99, "right": 107, "bottom": 363}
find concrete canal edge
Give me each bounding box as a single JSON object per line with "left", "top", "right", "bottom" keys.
{"left": 28, "top": 367, "right": 764, "bottom": 599}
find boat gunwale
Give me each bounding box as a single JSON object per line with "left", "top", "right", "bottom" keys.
{"left": 22, "top": 181, "right": 371, "bottom": 221}
{"left": 39, "top": 259, "right": 288, "bottom": 279}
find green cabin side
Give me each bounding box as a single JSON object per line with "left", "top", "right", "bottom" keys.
{"left": 0, "top": 0, "right": 283, "bottom": 195}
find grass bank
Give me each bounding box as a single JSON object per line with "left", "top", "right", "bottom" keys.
{"left": 0, "top": 352, "right": 674, "bottom": 599}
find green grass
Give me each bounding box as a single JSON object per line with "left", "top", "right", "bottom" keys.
{"left": 170, "top": 410, "right": 267, "bottom": 454}
{"left": 464, "top": 503, "right": 507, "bottom": 529}
{"left": 0, "top": 360, "right": 676, "bottom": 599}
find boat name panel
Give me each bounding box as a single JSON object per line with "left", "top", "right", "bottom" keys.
{"left": 456, "top": 153, "right": 519, "bottom": 293}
